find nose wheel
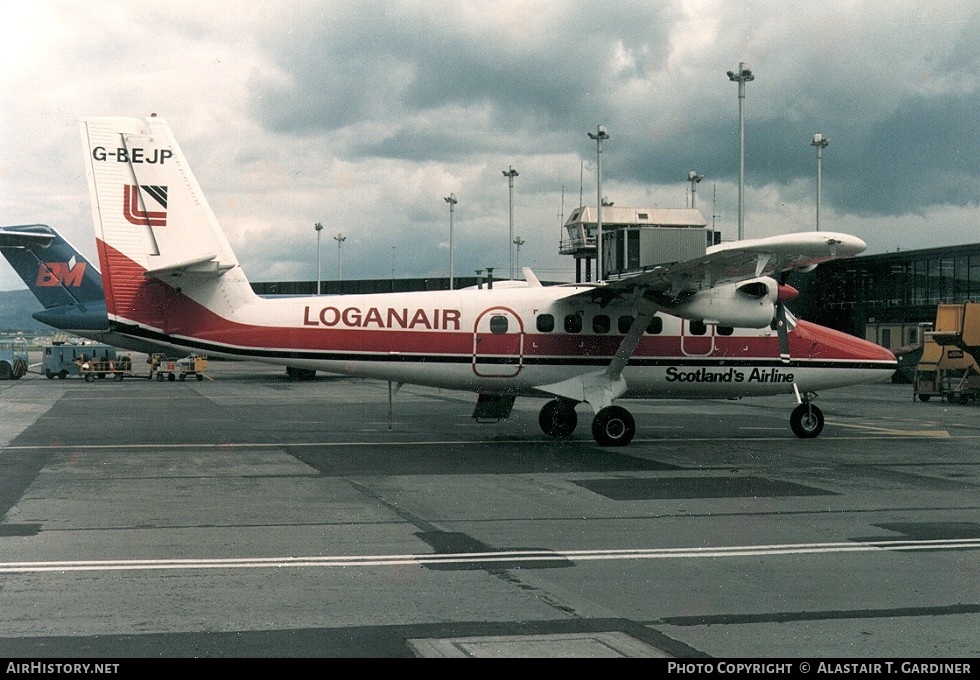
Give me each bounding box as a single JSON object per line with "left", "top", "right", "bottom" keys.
{"left": 790, "top": 402, "right": 824, "bottom": 438}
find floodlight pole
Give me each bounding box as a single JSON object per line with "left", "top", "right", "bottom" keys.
{"left": 811, "top": 133, "right": 829, "bottom": 231}
{"left": 444, "top": 193, "right": 458, "bottom": 290}
{"left": 333, "top": 233, "right": 346, "bottom": 282}
{"left": 314, "top": 222, "right": 323, "bottom": 294}
{"left": 727, "top": 62, "right": 754, "bottom": 240}
{"left": 688, "top": 170, "right": 703, "bottom": 209}
{"left": 588, "top": 125, "right": 609, "bottom": 282}
{"left": 502, "top": 166, "right": 519, "bottom": 279}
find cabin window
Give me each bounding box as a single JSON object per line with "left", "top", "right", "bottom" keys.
{"left": 592, "top": 315, "right": 610, "bottom": 334}
{"left": 536, "top": 314, "right": 554, "bottom": 333}
{"left": 717, "top": 325, "right": 734, "bottom": 336}
{"left": 689, "top": 320, "right": 707, "bottom": 336}
{"left": 489, "top": 315, "right": 509, "bottom": 334}
{"left": 564, "top": 314, "right": 583, "bottom": 333}
{"left": 618, "top": 316, "right": 634, "bottom": 334}
{"left": 646, "top": 316, "right": 663, "bottom": 335}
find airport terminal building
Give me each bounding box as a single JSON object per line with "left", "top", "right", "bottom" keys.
{"left": 790, "top": 242, "right": 980, "bottom": 350}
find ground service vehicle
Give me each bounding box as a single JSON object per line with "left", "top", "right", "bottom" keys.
{"left": 43, "top": 342, "right": 118, "bottom": 379}
{"left": 150, "top": 354, "right": 209, "bottom": 381}
{"left": 0, "top": 340, "right": 28, "bottom": 380}
{"left": 77, "top": 355, "right": 135, "bottom": 382}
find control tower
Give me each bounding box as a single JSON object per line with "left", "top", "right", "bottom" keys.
{"left": 559, "top": 206, "right": 719, "bottom": 282}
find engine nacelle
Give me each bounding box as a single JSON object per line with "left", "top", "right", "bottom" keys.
{"left": 666, "top": 277, "right": 778, "bottom": 328}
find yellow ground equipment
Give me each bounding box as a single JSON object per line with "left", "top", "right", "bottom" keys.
{"left": 149, "top": 354, "right": 210, "bottom": 381}
{"left": 914, "top": 303, "right": 980, "bottom": 404}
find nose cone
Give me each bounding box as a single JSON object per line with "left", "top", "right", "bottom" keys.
{"left": 793, "top": 320, "right": 897, "bottom": 364}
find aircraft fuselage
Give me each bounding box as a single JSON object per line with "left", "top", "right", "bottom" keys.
{"left": 107, "top": 283, "right": 895, "bottom": 400}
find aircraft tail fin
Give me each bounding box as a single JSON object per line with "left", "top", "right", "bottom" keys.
{"left": 0, "top": 224, "right": 105, "bottom": 308}
{"left": 80, "top": 116, "right": 256, "bottom": 326}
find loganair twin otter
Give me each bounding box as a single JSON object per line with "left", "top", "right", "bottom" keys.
{"left": 79, "top": 115, "right": 896, "bottom": 446}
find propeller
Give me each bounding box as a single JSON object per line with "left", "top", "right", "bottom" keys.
{"left": 773, "top": 276, "right": 799, "bottom": 364}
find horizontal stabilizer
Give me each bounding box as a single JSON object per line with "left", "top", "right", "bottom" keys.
{"left": 0, "top": 226, "right": 55, "bottom": 248}
{"left": 144, "top": 253, "right": 233, "bottom": 280}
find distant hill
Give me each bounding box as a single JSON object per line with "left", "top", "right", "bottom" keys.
{"left": 0, "top": 289, "right": 47, "bottom": 333}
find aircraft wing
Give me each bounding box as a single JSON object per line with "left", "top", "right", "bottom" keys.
{"left": 586, "top": 231, "right": 865, "bottom": 301}
{"left": 537, "top": 231, "right": 867, "bottom": 408}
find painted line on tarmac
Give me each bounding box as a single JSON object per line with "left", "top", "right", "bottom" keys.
{"left": 1, "top": 538, "right": 977, "bottom": 574}
{"left": 4, "top": 431, "right": 978, "bottom": 452}
{"left": 830, "top": 422, "right": 951, "bottom": 438}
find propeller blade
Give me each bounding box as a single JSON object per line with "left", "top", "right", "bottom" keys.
{"left": 775, "top": 303, "right": 791, "bottom": 364}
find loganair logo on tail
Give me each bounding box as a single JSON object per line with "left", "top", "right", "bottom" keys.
{"left": 36, "top": 256, "right": 86, "bottom": 287}
{"left": 123, "top": 184, "right": 168, "bottom": 226}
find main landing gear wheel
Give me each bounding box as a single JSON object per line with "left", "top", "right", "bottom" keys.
{"left": 591, "top": 406, "right": 636, "bottom": 447}
{"left": 790, "top": 403, "right": 824, "bottom": 438}
{"left": 539, "top": 399, "right": 578, "bottom": 438}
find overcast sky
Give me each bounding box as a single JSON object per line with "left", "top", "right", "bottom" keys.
{"left": 1, "top": 0, "right": 977, "bottom": 291}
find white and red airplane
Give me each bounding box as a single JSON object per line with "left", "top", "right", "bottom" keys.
{"left": 80, "top": 115, "right": 896, "bottom": 446}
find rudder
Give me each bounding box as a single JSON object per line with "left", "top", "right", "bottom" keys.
{"left": 80, "top": 116, "right": 253, "bottom": 327}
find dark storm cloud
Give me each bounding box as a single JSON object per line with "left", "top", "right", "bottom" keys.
{"left": 836, "top": 93, "right": 979, "bottom": 216}
{"left": 249, "top": 2, "right": 676, "bottom": 146}
{"left": 245, "top": 1, "right": 977, "bottom": 226}
{"left": 1, "top": 1, "right": 976, "bottom": 293}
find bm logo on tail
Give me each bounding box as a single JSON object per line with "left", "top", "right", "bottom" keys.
{"left": 36, "top": 256, "right": 86, "bottom": 287}
{"left": 123, "top": 184, "right": 168, "bottom": 226}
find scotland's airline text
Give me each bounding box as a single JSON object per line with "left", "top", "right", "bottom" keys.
{"left": 665, "top": 367, "right": 795, "bottom": 383}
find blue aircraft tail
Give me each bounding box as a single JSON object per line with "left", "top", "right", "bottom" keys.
{"left": 0, "top": 224, "right": 105, "bottom": 308}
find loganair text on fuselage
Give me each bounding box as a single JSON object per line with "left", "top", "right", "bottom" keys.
{"left": 302, "top": 304, "right": 461, "bottom": 330}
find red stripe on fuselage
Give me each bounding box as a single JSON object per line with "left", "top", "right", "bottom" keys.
{"left": 96, "top": 239, "right": 896, "bottom": 365}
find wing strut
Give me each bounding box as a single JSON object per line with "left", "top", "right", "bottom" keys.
{"left": 606, "top": 297, "right": 657, "bottom": 382}
{"left": 538, "top": 294, "right": 657, "bottom": 411}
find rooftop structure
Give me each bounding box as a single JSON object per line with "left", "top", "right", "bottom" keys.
{"left": 559, "top": 205, "right": 718, "bottom": 282}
